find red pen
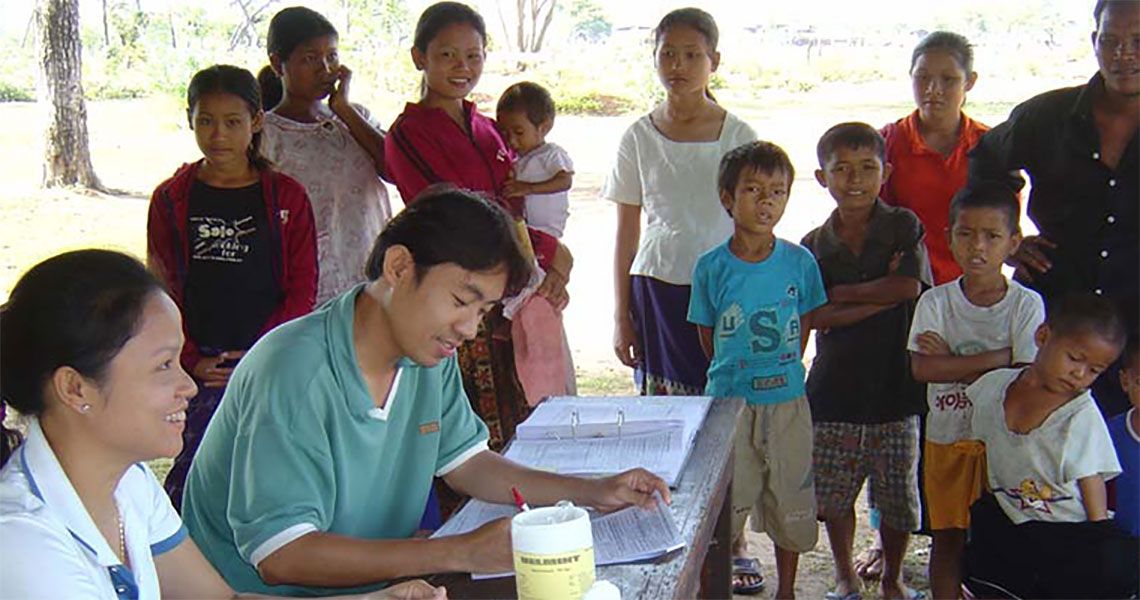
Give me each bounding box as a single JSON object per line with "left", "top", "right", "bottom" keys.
{"left": 511, "top": 486, "right": 531, "bottom": 511}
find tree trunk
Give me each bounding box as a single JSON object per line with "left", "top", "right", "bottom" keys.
{"left": 101, "top": 0, "right": 109, "bottom": 45}
{"left": 36, "top": 0, "right": 101, "bottom": 189}
{"left": 495, "top": 0, "right": 511, "bottom": 52}
{"left": 515, "top": 0, "right": 526, "bottom": 52}
{"left": 531, "top": 0, "right": 556, "bottom": 52}
{"left": 168, "top": 6, "right": 177, "bottom": 48}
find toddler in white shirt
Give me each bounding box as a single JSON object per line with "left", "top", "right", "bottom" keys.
{"left": 496, "top": 81, "right": 576, "bottom": 406}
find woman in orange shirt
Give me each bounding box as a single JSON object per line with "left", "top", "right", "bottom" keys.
{"left": 881, "top": 31, "right": 989, "bottom": 286}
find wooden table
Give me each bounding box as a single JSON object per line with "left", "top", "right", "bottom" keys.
{"left": 431, "top": 396, "right": 743, "bottom": 599}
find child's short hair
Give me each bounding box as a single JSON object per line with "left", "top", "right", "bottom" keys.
{"left": 911, "top": 31, "right": 974, "bottom": 73}
{"left": 718, "top": 141, "right": 795, "bottom": 196}
{"left": 816, "top": 122, "right": 885, "bottom": 167}
{"left": 949, "top": 181, "right": 1020, "bottom": 234}
{"left": 1046, "top": 293, "right": 1127, "bottom": 350}
{"left": 496, "top": 82, "right": 556, "bottom": 127}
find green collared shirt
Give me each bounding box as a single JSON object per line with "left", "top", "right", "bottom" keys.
{"left": 182, "top": 284, "right": 489, "bottom": 595}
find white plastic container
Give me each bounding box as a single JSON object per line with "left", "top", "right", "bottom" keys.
{"left": 511, "top": 501, "right": 596, "bottom": 600}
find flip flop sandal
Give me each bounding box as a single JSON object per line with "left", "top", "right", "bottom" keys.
{"left": 732, "top": 556, "right": 765, "bottom": 595}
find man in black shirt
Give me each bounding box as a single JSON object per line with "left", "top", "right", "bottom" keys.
{"left": 969, "top": 0, "right": 1139, "bottom": 416}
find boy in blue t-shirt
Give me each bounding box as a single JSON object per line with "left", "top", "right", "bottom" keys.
{"left": 1108, "top": 337, "right": 1139, "bottom": 537}
{"left": 688, "top": 141, "right": 827, "bottom": 598}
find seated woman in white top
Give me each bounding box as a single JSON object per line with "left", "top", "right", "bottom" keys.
{"left": 0, "top": 249, "right": 443, "bottom": 600}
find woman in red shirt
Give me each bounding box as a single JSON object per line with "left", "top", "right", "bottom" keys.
{"left": 385, "top": 2, "right": 572, "bottom": 454}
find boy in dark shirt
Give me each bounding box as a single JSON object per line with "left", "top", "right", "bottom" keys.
{"left": 802, "top": 123, "right": 930, "bottom": 600}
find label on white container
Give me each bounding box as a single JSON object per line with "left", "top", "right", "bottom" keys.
{"left": 512, "top": 501, "right": 596, "bottom": 600}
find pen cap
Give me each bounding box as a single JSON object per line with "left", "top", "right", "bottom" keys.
{"left": 512, "top": 501, "right": 596, "bottom": 600}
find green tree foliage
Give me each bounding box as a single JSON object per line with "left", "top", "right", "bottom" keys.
{"left": 106, "top": 0, "right": 148, "bottom": 70}
{"left": 343, "top": 0, "right": 410, "bottom": 47}
{"left": 569, "top": 0, "right": 610, "bottom": 43}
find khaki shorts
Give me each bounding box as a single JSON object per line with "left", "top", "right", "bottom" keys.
{"left": 924, "top": 439, "right": 986, "bottom": 530}
{"left": 731, "top": 396, "right": 818, "bottom": 553}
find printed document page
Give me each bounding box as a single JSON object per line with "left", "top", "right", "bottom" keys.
{"left": 503, "top": 425, "right": 687, "bottom": 484}
{"left": 433, "top": 493, "right": 684, "bottom": 578}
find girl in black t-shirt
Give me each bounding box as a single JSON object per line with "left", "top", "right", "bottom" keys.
{"left": 146, "top": 65, "right": 318, "bottom": 510}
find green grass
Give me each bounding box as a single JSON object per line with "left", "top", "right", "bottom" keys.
{"left": 575, "top": 367, "right": 636, "bottom": 396}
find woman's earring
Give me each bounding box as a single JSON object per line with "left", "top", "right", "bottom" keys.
{"left": 79, "top": 404, "right": 91, "bottom": 414}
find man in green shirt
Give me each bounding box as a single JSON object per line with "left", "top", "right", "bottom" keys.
{"left": 182, "top": 190, "right": 670, "bottom": 595}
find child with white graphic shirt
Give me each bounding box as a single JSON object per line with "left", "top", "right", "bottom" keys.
{"left": 963, "top": 294, "right": 1137, "bottom": 598}
{"left": 907, "top": 183, "right": 1044, "bottom": 599}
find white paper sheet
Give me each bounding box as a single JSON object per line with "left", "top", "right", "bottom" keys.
{"left": 591, "top": 495, "right": 684, "bottom": 564}
{"left": 503, "top": 425, "right": 687, "bottom": 485}
{"left": 433, "top": 494, "right": 684, "bottom": 579}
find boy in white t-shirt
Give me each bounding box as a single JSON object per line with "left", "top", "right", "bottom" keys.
{"left": 907, "top": 183, "right": 1044, "bottom": 599}
{"left": 496, "top": 81, "right": 574, "bottom": 265}
{"left": 963, "top": 294, "right": 1137, "bottom": 598}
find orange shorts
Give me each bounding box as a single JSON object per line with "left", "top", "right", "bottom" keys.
{"left": 923, "top": 440, "right": 986, "bottom": 530}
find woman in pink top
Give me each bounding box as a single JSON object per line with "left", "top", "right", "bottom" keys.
{"left": 386, "top": 2, "right": 572, "bottom": 453}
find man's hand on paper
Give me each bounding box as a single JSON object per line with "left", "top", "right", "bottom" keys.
{"left": 587, "top": 468, "right": 671, "bottom": 513}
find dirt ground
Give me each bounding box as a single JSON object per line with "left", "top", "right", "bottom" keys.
{"left": 735, "top": 510, "right": 932, "bottom": 599}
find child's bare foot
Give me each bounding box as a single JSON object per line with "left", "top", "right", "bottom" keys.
{"left": 853, "top": 545, "right": 883, "bottom": 580}
{"left": 880, "top": 579, "right": 924, "bottom": 600}
{"left": 774, "top": 584, "right": 796, "bottom": 600}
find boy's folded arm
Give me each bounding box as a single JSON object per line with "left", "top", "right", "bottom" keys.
{"left": 1077, "top": 474, "right": 1109, "bottom": 521}
{"left": 525, "top": 170, "right": 574, "bottom": 195}
{"left": 910, "top": 349, "right": 1012, "bottom": 383}
{"left": 810, "top": 301, "right": 892, "bottom": 329}
{"left": 826, "top": 275, "right": 922, "bottom": 305}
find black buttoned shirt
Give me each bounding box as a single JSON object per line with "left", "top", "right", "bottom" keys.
{"left": 968, "top": 73, "right": 1139, "bottom": 334}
